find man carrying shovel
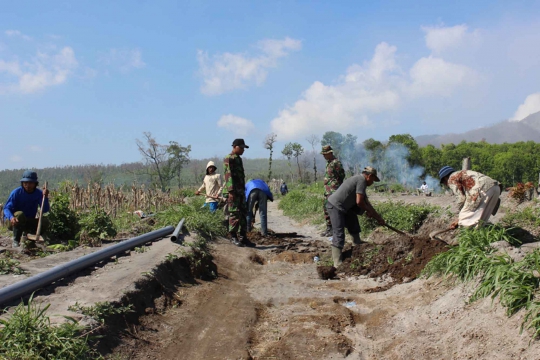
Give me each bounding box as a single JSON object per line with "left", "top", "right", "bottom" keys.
{"left": 195, "top": 161, "right": 223, "bottom": 213}
{"left": 326, "top": 167, "right": 385, "bottom": 266}
{"left": 3, "top": 170, "right": 50, "bottom": 248}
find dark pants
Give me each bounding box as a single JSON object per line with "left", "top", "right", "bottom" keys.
{"left": 247, "top": 189, "right": 268, "bottom": 236}
{"left": 326, "top": 202, "right": 360, "bottom": 249}
{"left": 8, "top": 211, "right": 50, "bottom": 241}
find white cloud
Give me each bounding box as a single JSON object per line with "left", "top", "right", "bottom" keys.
{"left": 422, "top": 25, "right": 470, "bottom": 53}
{"left": 512, "top": 93, "right": 540, "bottom": 121}
{"left": 271, "top": 41, "right": 476, "bottom": 139}
{"left": 408, "top": 56, "right": 477, "bottom": 97}
{"left": 217, "top": 114, "right": 255, "bottom": 136}
{"left": 0, "top": 46, "right": 78, "bottom": 94}
{"left": 99, "top": 48, "right": 146, "bottom": 73}
{"left": 10, "top": 155, "right": 22, "bottom": 162}
{"left": 5, "top": 30, "right": 32, "bottom": 41}
{"left": 198, "top": 37, "right": 302, "bottom": 96}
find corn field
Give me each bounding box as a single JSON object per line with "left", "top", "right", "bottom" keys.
{"left": 54, "top": 182, "right": 186, "bottom": 218}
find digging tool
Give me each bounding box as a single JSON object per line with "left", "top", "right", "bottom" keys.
{"left": 30, "top": 181, "right": 47, "bottom": 242}
{"left": 385, "top": 224, "right": 414, "bottom": 239}
{"left": 197, "top": 193, "right": 225, "bottom": 202}
{"left": 429, "top": 227, "right": 455, "bottom": 244}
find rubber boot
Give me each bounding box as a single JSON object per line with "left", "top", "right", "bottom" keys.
{"left": 12, "top": 227, "right": 23, "bottom": 248}
{"left": 331, "top": 246, "right": 342, "bottom": 267}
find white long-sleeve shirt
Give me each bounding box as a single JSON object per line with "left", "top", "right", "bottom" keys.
{"left": 197, "top": 174, "right": 223, "bottom": 203}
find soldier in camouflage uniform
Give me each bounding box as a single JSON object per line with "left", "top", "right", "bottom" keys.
{"left": 321, "top": 145, "right": 346, "bottom": 236}
{"left": 223, "top": 139, "right": 256, "bottom": 247}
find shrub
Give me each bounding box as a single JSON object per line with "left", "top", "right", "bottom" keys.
{"left": 154, "top": 197, "right": 227, "bottom": 238}
{"left": 78, "top": 207, "right": 117, "bottom": 246}
{"left": 47, "top": 192, "right": 80, "bottom": 241}
{"left": 0, "top": 296, "right": 101, "bottom": 359}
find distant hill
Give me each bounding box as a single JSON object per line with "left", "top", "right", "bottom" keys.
{"left": 416, "top": 111, "right": 540, "bottom": 147}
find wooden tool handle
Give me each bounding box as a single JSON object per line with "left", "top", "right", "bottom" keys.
{"left": 35, "top": 181, "right": 48, "bottom": 242}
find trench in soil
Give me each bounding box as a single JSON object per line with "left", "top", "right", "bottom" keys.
{"left": 98, "top": 229, "right": 450, "bottom": 359}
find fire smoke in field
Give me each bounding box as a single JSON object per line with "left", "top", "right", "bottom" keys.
{"left": 339, "top": 141, "right": 440, "bottom": 192}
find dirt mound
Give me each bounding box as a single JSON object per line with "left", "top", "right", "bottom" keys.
{"left": 247, "top": 230, "right": 328, "bottom": 256}
{"left": 317, "top": 266, "right": 336, "bottom": 280}
{"left": 339, "top": 236, "right": 448, "bottom": 286}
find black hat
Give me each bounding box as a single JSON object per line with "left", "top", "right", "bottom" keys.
{"left": 232, "top": 139, "right": 249, "bottom": 148}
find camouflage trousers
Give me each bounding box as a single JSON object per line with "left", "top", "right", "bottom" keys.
{"left": 227, "top": 192, "right": 247, "bottom": 236}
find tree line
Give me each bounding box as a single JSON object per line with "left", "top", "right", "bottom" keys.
{"left": 2, "top": 131, "right": 539, "bottom": 201}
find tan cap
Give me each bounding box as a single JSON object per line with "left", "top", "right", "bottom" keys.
{"left": 363, "top": 166, "right": 380, "bottom": 182}
{"left": 320, "top": 145, "right": 333, "bottom": 155}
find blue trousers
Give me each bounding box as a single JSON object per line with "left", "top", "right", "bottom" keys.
{"left": 247, "top": 189, "right": 268, "bottom": 236}
{"left": 203, "top": 201, "right": 219, "bottom": 213}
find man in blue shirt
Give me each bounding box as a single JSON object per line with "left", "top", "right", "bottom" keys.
{"left": 245, "top": 179, "right": 274, "bottom": 236}
{"left": 4, "top": 170, "right": 50, "bottom": 248}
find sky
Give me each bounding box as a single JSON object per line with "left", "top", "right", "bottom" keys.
{"left": 1, "top": 0, "right": 540, "bottom": 170}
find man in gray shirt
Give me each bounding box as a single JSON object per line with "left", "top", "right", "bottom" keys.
{"left": 326, "top": 166, "right": 386, "bottom": 266}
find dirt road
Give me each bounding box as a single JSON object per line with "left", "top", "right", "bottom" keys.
{"left": 109, "top": 199, "right": 540, "bottom": 359}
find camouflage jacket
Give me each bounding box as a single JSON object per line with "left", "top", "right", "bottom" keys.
{"left": 223, "top": 152, "right": 245, "bottom": 196}
{"left": 324, "top": 159, "right": 345, "bottom": 195}
{"left": 448, "top": 170, "right": 499, "bottom": 212}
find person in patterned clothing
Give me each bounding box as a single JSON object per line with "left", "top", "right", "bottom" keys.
{"left": 321, "top": 145, "right": 346, "bottom": 236}
{"left": 223, "top": 139, "right": 256, "bottom": 247}
{"left": 439, "top": 166, "right": 501, "bottom": 228}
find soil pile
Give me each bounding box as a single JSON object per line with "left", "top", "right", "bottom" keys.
{"left": 247, "top": 230, "right": 327, "bottom": 254}
{"left": 339, "top": 236, "right": 448, "bottom": 286}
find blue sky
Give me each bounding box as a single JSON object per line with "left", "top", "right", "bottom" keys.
{"left": 1, "top": 0, "right": 540, "bottom": 170}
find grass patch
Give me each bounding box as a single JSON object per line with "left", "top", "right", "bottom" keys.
{"left": 360, "top": 201, "right": 440, "bottom": 235}
{"left": 0, "top": 296, "right": 102, "bottom": 359}
{"left": 422, "top": 226, "right": 540, "bottom": 338}
{"left": 280, "top": 188, "right": 440, "bottom": 235}
{"left": 154, "top": 197, "right": 226, "bottom": 238}
{"left": 501, "top": 205, "right": 540, "bottom": 228}
{"left": 68, "top": 301, "right": 134, "bottom": 325}
{"left": 278, "top": 189, "right": 324, "bottom": 224}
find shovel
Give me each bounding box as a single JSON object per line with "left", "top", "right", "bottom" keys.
{"left": 385, "top": 224, "right": 414, "bottom": 239}
{"left": 429, "top": 227, "right": 455, "bottom": 244}
{"left": 28, "top": 181, "right": 47, "bottom": 242}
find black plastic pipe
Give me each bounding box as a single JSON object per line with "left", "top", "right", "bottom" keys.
{"left": 0, "top": 226, "right": 174, "bottom": 307}
{"left": 170, "top": 218, "right": 185, "bottom": 242}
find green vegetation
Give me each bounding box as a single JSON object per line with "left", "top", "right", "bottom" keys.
{"left": 154, "top": 197, "right": 227, "bottom": 238}
{"left": 359, "top": 201, "right": 441, "bottom": 234}
{"left": 280, "top": 185, "right": 440, "bottom": 235}
{"left": 0, "top": 296, "right": 102, "bottom": 359}
{"left": 47, "top": 240, "right": 78, "bottom": 252}
{"left": 423, "top": 227, "right": 540, "bottom": 338}
{"left": 278, "top": 182, "right": 324, "bottom": 224}
{"left": 0, "top": 252, "right": 24, "bottom": 275}
{"left": 501, "top": 204, "right": 540, "bottom": 228}
{"left": 134, "top": 246, "right": 149, "bottom": 253}
{"left": 47, "top": 192, "right": 81, "bottom": 241}
{"left": 78, "top": 207, "right": 117, "bottom": 246}
{"left": 68, "top": 301, "right": 134, "bottom": 325}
